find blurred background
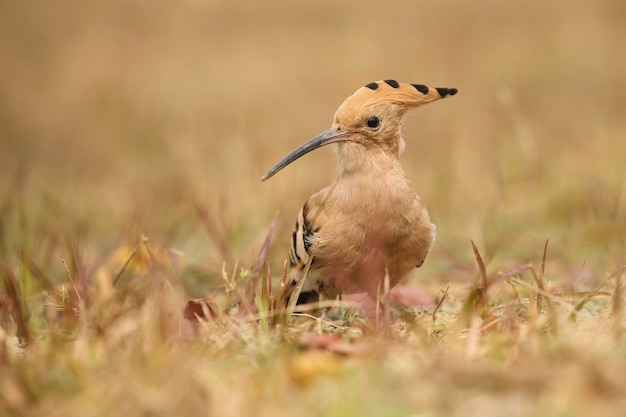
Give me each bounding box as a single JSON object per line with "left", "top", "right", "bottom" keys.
{"left": 1, "top": 0, "right": 624, "bottom": 294}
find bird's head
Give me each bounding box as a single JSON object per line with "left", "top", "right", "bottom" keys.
{"left": 262, "top": 80, "right": 457, "bottom": 181}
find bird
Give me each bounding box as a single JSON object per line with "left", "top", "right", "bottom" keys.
{"left": 262, "top": 80, "right": 457, "bottom": 308}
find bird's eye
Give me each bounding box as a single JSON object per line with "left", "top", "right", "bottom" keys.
{"left": 366, "top": 116, "right": 380, "bottom": 128}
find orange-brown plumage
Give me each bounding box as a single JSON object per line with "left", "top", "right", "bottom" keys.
{"left": 263, "top": 80, "right": 457, "bottom": 303}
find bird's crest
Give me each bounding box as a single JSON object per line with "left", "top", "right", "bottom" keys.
{"left": 334, "top": 79, "right": 457, "bottom": 121}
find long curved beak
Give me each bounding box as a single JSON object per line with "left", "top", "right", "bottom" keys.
{"left": 261, "top": 126, "right": 352, "bottom": 181}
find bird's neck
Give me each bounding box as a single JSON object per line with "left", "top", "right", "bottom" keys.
{"left": 333, "top": 142, "right": 404, "bottom": 176}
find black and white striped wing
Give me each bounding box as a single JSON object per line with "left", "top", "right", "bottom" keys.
{"left": 289, "top": 202, "right": 318, "bottom": 268}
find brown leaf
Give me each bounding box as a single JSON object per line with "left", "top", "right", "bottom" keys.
{"left": 184, "top": 297, "right": 218, "bottom": 321}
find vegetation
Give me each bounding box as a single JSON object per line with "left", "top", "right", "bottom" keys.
{"left": 1, "top": 1, "right": 625, "bottom": 415}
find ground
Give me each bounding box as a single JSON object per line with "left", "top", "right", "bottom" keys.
{"left": 0, "top": 0, "right": 625, "bottom": 416}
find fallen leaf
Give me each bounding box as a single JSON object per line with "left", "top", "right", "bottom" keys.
{"left": 184, "top": 297, "right": 218, "bottom": 321}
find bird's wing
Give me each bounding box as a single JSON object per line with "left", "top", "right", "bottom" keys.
{"left": 288, "top": 187, "right": 328, "bottom": 269}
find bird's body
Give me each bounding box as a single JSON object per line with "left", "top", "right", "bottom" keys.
{"left": 263, "top": 80, "right": 456, "bottom": 304}
{"left": 290, "top": 145, "right": 435, "bottom": 300}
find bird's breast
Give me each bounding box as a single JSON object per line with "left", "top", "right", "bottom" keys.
{"left": 312, "top": 173, "right": 433, "bottom": 297}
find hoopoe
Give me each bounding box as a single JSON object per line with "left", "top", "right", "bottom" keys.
{"left": 262, "top": 80, "right": 457, "bottom": 307}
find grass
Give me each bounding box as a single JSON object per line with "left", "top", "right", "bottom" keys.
{"left": 1, "top": 0, "right": 626, "bottom": 416}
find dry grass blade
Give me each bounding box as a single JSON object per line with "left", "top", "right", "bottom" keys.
{"left": 462, "top": 241, "right": 530, "bottom": 323}
{"left": 19, "top": 250, "right": 54, "bottom": 291}
{"left": 112, "top": 235, "right": 150, "bottom": 287}
{"left": 493, "top": 263, "right": 531, "bottom": 286}
{"left": 471, "top": 240, "right": 488, "bottom": 289}
{"left": 0, "top": 165, "right": 27, "bottom": 257}
{"left": 62, "top": 259, "right": 83, "bottom": 306}
{"left": 536, "top": 239, "right": 549, "bottom": 311}
{"left": 141, "top": 236, "right": 157, "bottom": 271}
{"left": 278, "top": 259, "right": 288, "bottom": 305}
{"left": 112, "top": 247, "right": 137, "bottom": 287}
{"left": 508, "top": 277, "right": 577, "bottom": 315}
{"left": 432, "top": 284, "right": 449, "bottom": 323}
{"left": 256, "top": 263, "right": 272, "bottom": 328}
{"left": 65, "top": 237, "right": 90, "bottom": 307}
{"left": 244, "top": 212, "right": 278, "bottom": 311}
{"left": 0, "top": 264, "right": 29, "bottom": 346}
{"left": 611, "top": 267, "right": 624, "bottom": 340}
{"left": 463, "top": 240, "right": 489, "bottom": 319}
{"left": 569, "top": 281, "right": 608, "bottom": 321}
{"left": 266, "top": 263, "right": 274, "bottom": 319}
{"left": 382, "top": 268, "right": 391, "bottom": 338}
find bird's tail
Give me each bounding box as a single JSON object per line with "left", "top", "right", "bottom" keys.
{"left": 280, "top": 270, "right": 319, "bottom": 306}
